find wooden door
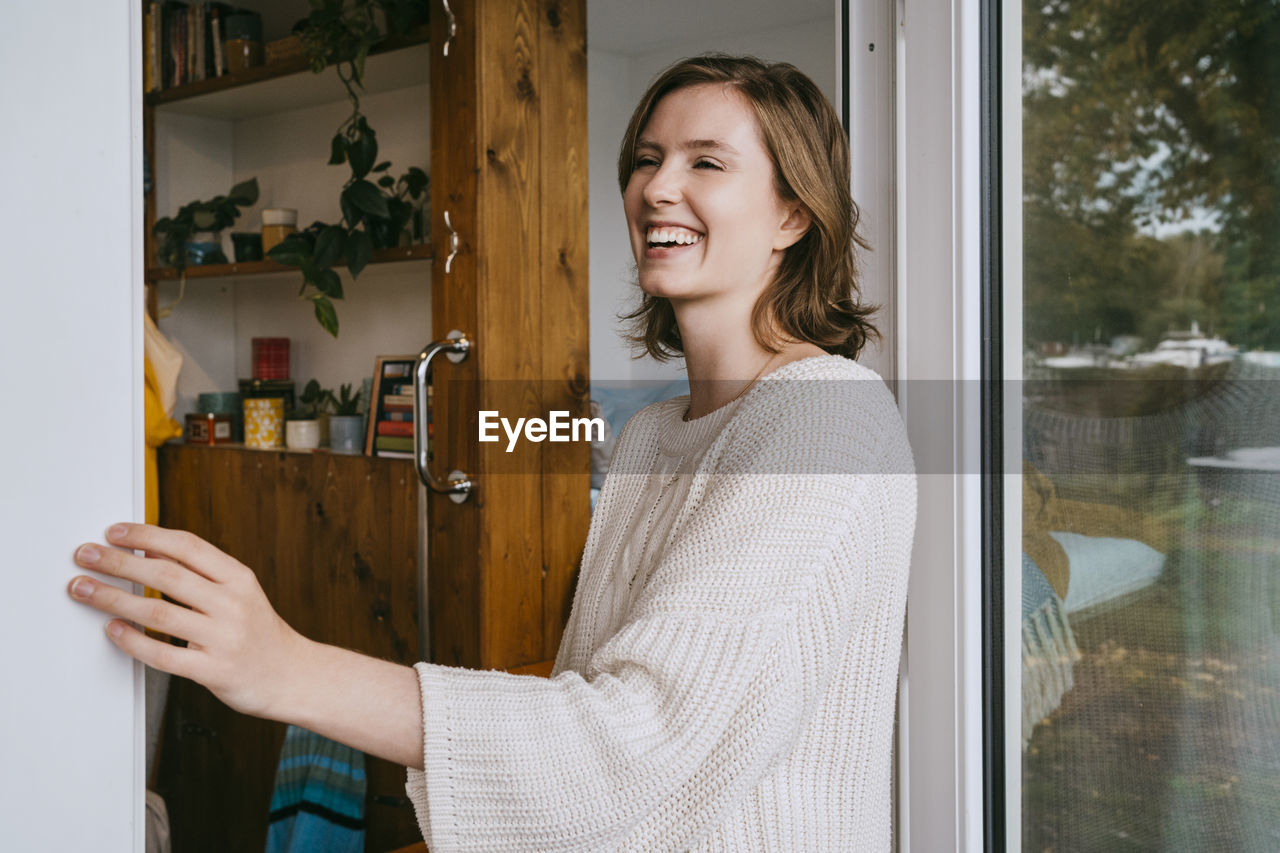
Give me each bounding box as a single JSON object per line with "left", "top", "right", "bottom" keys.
{"left": 426, "top": 0, "right": 590, "bottom": 671}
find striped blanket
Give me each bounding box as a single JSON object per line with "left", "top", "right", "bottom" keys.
{"left": 266, "top": 725, "right": 366, "bottom": 853}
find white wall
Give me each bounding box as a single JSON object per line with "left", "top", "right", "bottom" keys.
{"left": 586, "top": 16, "right": 836, "bottom": 383}
{"left": 154, "top": 81, "right": 431, "bottom": 422}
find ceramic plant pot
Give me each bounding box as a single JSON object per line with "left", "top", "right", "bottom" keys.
{"left": 285, "top": 419, "right": 321, "bottom": 450}
{"left": 328, "top": 414, "right": 365, "bottom": 454}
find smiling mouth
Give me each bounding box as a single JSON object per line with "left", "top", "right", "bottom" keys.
{"left": 646, "top": 226, "right": 705, "bottom": 248}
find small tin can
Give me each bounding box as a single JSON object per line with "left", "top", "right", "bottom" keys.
{"left": 185, "top": 412, "right": 234, "bottom": 445}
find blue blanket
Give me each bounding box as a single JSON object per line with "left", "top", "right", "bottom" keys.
{"left": 266, "top": 726, "right": 366, "bottom": 853}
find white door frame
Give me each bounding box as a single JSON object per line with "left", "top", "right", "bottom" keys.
{"left": 0, "top": 2, "right": 147, "bottom": 849}
{"left": 858, "top": 0, "right": 988, "bottom": 849}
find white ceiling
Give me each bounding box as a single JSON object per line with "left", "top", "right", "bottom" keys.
{"left": 588, "top": 0, "right": 833, "bottom": 54}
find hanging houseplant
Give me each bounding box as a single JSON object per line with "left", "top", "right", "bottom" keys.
{"left": 266, "top": 0, "right": 429, "bottom": 337}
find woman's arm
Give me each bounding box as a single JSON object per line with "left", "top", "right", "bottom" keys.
{"left": 68, "top": 523, "right": 425, "bottom": 769}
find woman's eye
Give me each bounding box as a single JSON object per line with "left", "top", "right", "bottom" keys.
{"left": 635, "top": 156, "right": 659, "bottom": 168}
{"left": 694, "top": 159, "right": 724, "bottom": 170}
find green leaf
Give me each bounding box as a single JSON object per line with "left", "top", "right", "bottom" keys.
{"left": 344, "top": 180, "right": 389, "bottom": 219}
{"left": 314, "top": 225, "right": 347, "bottom": 269}
{"left": 300, "top": 379, "right": 324, "bottom": 403}
{"left": 340, "top": 191, "right": 360, "bottom": 229}
{"left": 314, "top": 267, "right": 344, "bottom": 299}
{"left": 349, "top": 128, "right": 378, "bottom": 178}
{"left": 372, "top": 161, "right": 391, "bottom": 172}
{"left": 328, "top": 134, "right": 348, "bottom": 165}
{"left": 353, "top": 44, "right": 370, "bottom": 85}
{"left": 377, "top": 175, "right": 395, "bottom": 188}
{"left": 267, "top": 235, "right": 313, "bottom": 267}
{"left": 313, "top": 296, "right": 339, "bottom": 337}
{"left": 192, "top": 209, "right": 218, "bottom": 230}
{"left": 228, "top": 177, "right": 259, "bottom": 206}
{"left": 404, "top": 166, "right": 428, "bottom": 198}
{"left": 346, "top": 228, "right": 373, "bottom": 277}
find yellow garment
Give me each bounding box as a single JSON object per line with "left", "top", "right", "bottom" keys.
{"left": 143, "top": 314, "right": 183, "bottom": 621}
{"left": 145, "top": 355, "right": 183, "bottom": 525}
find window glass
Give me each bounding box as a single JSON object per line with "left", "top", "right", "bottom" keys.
{"left": 1017, "top": 2, "right": 1280, "bottom": 848}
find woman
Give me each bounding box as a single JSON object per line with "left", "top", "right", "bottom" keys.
{"left": 69, "top": 55, "right": 915, "bottom": 850}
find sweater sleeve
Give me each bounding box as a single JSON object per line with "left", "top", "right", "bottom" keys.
{"left": 405, "top": 376, "right": 913, "bottom": 851}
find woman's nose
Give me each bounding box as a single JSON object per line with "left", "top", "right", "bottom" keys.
{"left": 642, "top": 163, "right": 682, "bottom": 206}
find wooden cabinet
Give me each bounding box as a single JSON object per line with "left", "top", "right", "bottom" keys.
{"left": 149, "top": 2, "right": 588, "bottom": 850}
{"left": 156, "top": 446, "right": 423, "bottom": 852}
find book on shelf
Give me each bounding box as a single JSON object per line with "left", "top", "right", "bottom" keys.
{"left": 382, "top": 410, "right": 413, "bottom": 422}
{"left": 143, "top": 5, "right": 157, "bottom": 92}
{"left": 382, "top": 393, "right": 414, "bottom": 407}
{"left": 377, "top": 421, "right": 415, "bottom": 438}
{"left": 375, "top": 436, "right": 414, "bottom": 453}
{"left": 165, "top": 1, "right": 185, "bottom": 89}
{"left": 189, "top": 3, "right": 205, "bottom": 84}
{"left": 150, "top": 1, "right": 235, "bottom": 91}
{"left": 376, "top": 450, "right": 415, "bottom": 459}
{"left": 210, "top": 6, "right": 225, "bottom": 77}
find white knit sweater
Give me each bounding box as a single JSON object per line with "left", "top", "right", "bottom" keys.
{"left": 406, "top": 355, "right": 916, "bottom": 851}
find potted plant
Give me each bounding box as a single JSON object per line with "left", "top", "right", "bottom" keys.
{"left": 153, "top": 178, "right": 259, "bottom": 272}
{"left": 285, "top": 379, "right": 328, "bottom": 450}
{"left": 265, "top": 0, "right": 428, "bottom": 337}
{"left": 327, "top": 383, "right": 365, "bottom": 454}
{"left": 369, "top": 165, "right": 428, "bottom": 248}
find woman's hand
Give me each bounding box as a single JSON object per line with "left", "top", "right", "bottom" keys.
{"left": 68, "top": 523, "right": 307, "bottom": 720}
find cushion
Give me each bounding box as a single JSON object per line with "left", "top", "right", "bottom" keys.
{"left": 1049, "top": 531, "right": 1166, "bottom": 614}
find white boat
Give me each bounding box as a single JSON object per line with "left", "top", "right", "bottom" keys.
{"left": 1039, "top": 343, "right": 1121, "bottom": 369}
{"left": 1128, "top": 322, "right": 1237, "bottom": 369}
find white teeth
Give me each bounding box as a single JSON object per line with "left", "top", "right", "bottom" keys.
{"left": 647, "top": 226, "right": 704, "bottom": 245}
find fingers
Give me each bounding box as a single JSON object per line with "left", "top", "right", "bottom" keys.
{"left": 68, "top": 574, "right": 211, "bottom": 646}
{"left": 101, "top": 619, "right": 203, "bottom": 679}
{"left": 104, "top": 523, "right": 242, "bottom": 584}
{"left": 74, "top": 542, "right": 215, "bottom": 609}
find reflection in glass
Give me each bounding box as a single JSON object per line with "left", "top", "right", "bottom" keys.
{"left": 1018, "top": 2, "right": 1280, "bottom": 849}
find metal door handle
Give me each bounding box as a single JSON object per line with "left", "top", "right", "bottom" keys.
{"left": 443, "top": 210, "right": 460, "bottom": 274}
{"left": 415, "top": 329, "right": 473, "bottom": 503}
{"left": 440, "top": 0, "right": 457, "bottom": 57}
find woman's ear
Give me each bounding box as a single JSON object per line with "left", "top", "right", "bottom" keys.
{"left": 773, "top": 205, "right": 812, "bottom": 251}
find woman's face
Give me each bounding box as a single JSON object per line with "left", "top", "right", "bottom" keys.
{"left": 623, "top": 84, "right": 806, "bottom": 307}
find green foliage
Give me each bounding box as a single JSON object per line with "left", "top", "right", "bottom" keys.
{"left": 331, "top": 383, "right": 362, "bottom": 415}
{"left": 293, "top": 379, "right": 362, "bottom": 417}
{"left": 295, "top": 378, "right": 329, "bottom": 419}
{"left": 153, "top": 178, "right": 259, "bottom": 271}
{"left": 271, "top": 0, "right": 429, "bottom": 337}
{"left": 1023, "top": 0, "right": 1280, "bottom": 350}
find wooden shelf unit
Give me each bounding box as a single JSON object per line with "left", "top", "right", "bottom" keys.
{"left": 146, "top": 242, "right": 432, "bottom": 281}
{"left": 147, "top": 4, "right": 590, "bottom": 852}
{"left": 146, "top": 29, "right": 429, "bottom": 116}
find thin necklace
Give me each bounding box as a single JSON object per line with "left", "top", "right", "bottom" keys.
{"left": 683, "top": 353, "right": 779, "bottom": 422}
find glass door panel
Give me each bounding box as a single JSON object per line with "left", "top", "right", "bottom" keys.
{"left": 1014, "top": 2, "right": 1280, "bottom": 849}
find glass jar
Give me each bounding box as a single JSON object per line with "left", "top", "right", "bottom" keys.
{"left": 261, "top": 208, "right": 298, "bottom": 254}
{"left": 224, "top": 14, "right": 263, "bottom": 74}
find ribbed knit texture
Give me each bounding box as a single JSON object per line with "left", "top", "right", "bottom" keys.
{"left": 405, "top": 355, "right": 916, "bottom": 851}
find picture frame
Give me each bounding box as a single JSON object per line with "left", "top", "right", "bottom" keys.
{"left": 365, "top": 354, "right": 419, "bottom": 457}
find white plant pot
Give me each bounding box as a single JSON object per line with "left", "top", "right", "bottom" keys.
{"left": 285, "top": 419, "right": 321, "bottom": 450}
